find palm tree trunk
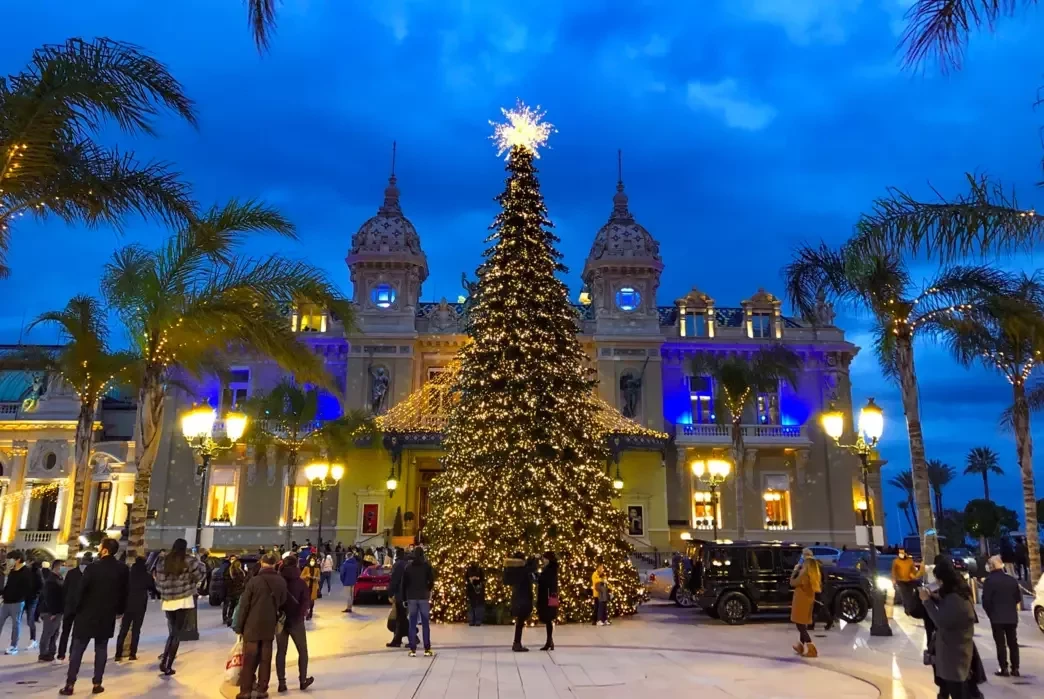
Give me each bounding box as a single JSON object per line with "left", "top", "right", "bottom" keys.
{"left": 64, "top": 398, "right": 97, "bottom": 565}
{"left": 983, "top": 472, "right": 990, "bottom": 502}
{"left": 127, "top": 371, "right": 165, "bottom": 557}
{"left": 1012, "top": 381, "right": 1041, "bottom": 585}
{"left": 907, "top": 495, "right": 919, "bottom": 533}
{"left": 894, "top": 335, "right": 938, "bottom": 563}
{"left": 284, "top": 448, "right": 298, "bottom": 549}
{"left": 731, "top": 418, "right": 745, "bottom": 539}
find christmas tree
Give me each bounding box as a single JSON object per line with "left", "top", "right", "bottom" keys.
{"left": 425, "top": 103, "right": 642, "bottom": 623}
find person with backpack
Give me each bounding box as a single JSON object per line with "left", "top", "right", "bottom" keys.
{"left": 275, "top": 557, "right": 313, "bottom": 692}
{"left": 37, "top": 561, "right": 64, "bottom": 662}
{"left": 400, "top": 547, "right": 435, "bottom": 657}
{"left": 234, "top": 552, "right": 288, "bottom": 699}
{"left": 153, "top": 539, "right": 207, "bottom": 675}
{"left": 115, "top": 556, "right": 156, "bottom": 662}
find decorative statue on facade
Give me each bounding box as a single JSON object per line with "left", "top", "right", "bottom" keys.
{"left": 369, "top": 366, "right": 390, "bottom": 414}
{"left": 810, "top": 289, "right": 836, "bottom": 327}
{"left": 429, "top": 298, "right": 459, "bottom": 333}
{"left": 619, "top": 372, "right": 642, "bottom": 419}
{"left": 21, "top": 373, "right": 49, "bottom": 413}
{"left": 461, "top": 272, "right": 481, "bottom": 331}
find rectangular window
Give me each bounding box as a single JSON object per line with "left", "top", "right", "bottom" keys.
{"left": 221, "top": 368, "right": 250, "bottom": 416}
{"left": 682, "top": 312, "right": 708, "bottom": 337}
{"left": 692, "top": 491, "right": 720, "bottom": 530}
{"left": 292, "top": 304, "right": 327, "bottom": 333}
{"left": 287, "top": 485, "right": 310, "bottom": 525}
{"left": 756, "top": 389, "right": 779, "bottom": 424}
{"left": 689, "top": 375, "right": 715, "bottom": 424}
{"left": 92, "top": 482, "right": 112, "bottom": 531}
{"left": 207, "top": 469, "right": 237, "bottom": 525}
{"left": 747, "top": 548, "right": 775, "bottom": 572}
{"left": 750, "top": 312, "right": 773, "bottom": 338}
{"left": 762, "top": 473, "right": 792, "bottom": 530}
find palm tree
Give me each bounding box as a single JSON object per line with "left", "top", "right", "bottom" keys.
{"left": 964, "top": 446, "right": 1003, "bottom": 502}
{"left": 941, "top": 273, "right": 1044, "bottom": 584}
{"left": 898, "top": 500, "right": 916, "bottom": 536}
{"left": 0, "top": 297, "right": 138, "bottom": 563}
{"left": 243, "top": 379, "right": 373, "bottom": 548}
{"left": 889, "top": 469, "right": 918, "bottom": 534}
{"left": 1, "top": 38, "right": 197, "bottom": 278}
{"left": 785, "top": 241, "right": 1008, "bottom": 565}
{"left": 900, "top": 0, "right": 1039, "bottom": 70}
{"left": 101, "top": 200, "right": 352, "bottom": 555}
{"left": 247, "top": 0, "right": 279, "bottom": 52}
{"left": 690, "top": 345, "right": 801, "bottom": 538}
{"left": 926, "top": 459, "right": 957, "bottom": 515}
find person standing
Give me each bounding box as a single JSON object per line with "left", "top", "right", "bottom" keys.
{"left": 320, "top": 554, "right": 334, "bottom": 596}
{"left": 1013, "top": 538, "right": 1029, "bottom": 583}
{"left": 338, "top": 553, "right": 359, "bottom": 614}
{"left": 301, "top": 556, "right": 320, "bottom": 620}
{"left": 234, "top": 552, "right": 288, "bottom": 699}
{"left": 275, "top": 556, "right": 314, "bottom": 692}
{"left": 537, "top": 552, "right": 559, "bottom": 651}
{"left": 153, "top": 538, "right": 206, "bottom": 676}
{"left": 592, "top": 563, "right": 610, "bottom": 626}
{"left": 23, "top": 559, "right": 43, "bottom": 650}
{"left": 59, "top": 538, "right": 129, "bottom": 696}
{"left": 465, "top": 562, "right": 485, "bottom": 627}
{"left": 790, "top": 548, "right": 822, "bottom": 658}
{"left": 224, "top": 558, "right": 247, "bottom": 627}
{"left": 37, "top": 561, "right": 64, "bottom": 662}
{"left": 919, "top": 556, "right": 978, "bottom": 698}
{"left": 57, "top": 553, "right": 91, "bottom": 661}
{"left": 401, "top": 547, "right": 434, "bottom": 658}
{"left": 505, "top": 553, "right": 536, "bottom": 652}
{"left": 981, "top": 555, "right": 1022, "bottom": 677}
{"left": 115, "top": 557, "right": 155, "bottom": 662}
{"left": 1, "top": 550, "right": 31, "bottom": 655}
{"left": 891, "top": 548, "right": 923, "bottom": 615}
{"left": 386, "top": 549, "right": 409, "bottom": 647}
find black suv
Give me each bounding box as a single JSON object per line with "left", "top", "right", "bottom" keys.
{"left": 687, "top": 540, "right": 872, "bottom": 625}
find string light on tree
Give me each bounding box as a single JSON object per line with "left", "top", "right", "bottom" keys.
{"left": 490, "top": 101, "right": 555, "bottom": 159}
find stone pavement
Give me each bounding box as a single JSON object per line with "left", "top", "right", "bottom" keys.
{"left": 0, "top": 584, "right": 1041, "bottom": 698}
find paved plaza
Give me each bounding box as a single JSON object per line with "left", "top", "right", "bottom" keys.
{"left": 0, "top": 584, "right": 1041, "bottom": 698}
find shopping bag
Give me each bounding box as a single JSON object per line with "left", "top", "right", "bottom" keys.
{"left": 386, "top": 603, "right": 397, "bottom": 633}
{"left": 224, "top": 637, "right": 244, "bottom": 685}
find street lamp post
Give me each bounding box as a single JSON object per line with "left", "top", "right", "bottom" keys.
{"left": 304, "top": 461, "right": 344, "bottom": 551}
{"left": 821, "top": 397, "right": 891, "bottom": 637}
{"left": 179, "top": 404, "right": 247, "bottom": 641}
{"left": 691, "top": 457, "right": 732, "bottom": 541}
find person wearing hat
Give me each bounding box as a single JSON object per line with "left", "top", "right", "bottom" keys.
{"left": 37, "top": 561, "right": 64, "bottom": 662}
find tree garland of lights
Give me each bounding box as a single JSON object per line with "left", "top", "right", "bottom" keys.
{"left": 424, "top": 102, "right": 643, "bottom": 623}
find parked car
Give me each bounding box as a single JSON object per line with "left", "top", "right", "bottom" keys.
{"left": 643, "top": 566, "right": 674, "bottom": 601}
{"left": 1034, "top": 573, "right": 1044, "bottom": 634}
{"left": 835, "top": 549, "right": 898, "bottom": 595}
{"left": 947, "top": 548, "right": 978, "bottom": 575}
{"left": 809, "top": 546, "right": 841, "bottom": 565}
{"left": 689, "top": 540, "right": 872, "bottom": 625}
{"left": 355, "top": 565, "right": 393, "bottom": 603}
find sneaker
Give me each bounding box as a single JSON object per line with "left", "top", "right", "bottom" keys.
{"left": 300, "top": 677, "right": 314, "bottom": 691}
{"left": 5, "top": 647, "right": 17, "bottom": 655}
{"left": 424, "top": 649, "right": 434, "bottom": 657}
{"left": 596, "top": 621, "right": 605, "bottom": 627}
{"left": 29, "top": 640, "right": 39, "bottom": 650}
{"left": 995, "top": 669, "right": 1010, "bottom": 678}
{"left": 408, "top": 650, "right": 417, "bottom": 657}
{"left": 58, "top": 686, "right": 74, "bottom": 696}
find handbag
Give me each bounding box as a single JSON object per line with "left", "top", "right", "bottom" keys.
{"left": 224, "top": 637, "right": 244, "bottom": 684}
{"left": 547, "top": 592, "right": 560, "bottom": 608}
{"left": 387, "top": 605, "right": 397, "bottom": 633}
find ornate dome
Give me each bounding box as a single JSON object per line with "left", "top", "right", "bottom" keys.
{"left": 349, "top": 175, "right": 425, "bottom": 261}
{"left": 585, "top": 181, "right": 662, "bottom": 271}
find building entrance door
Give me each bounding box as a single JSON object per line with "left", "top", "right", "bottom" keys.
{"left": 417, "top": 470, "right": 439, "bottom": 536}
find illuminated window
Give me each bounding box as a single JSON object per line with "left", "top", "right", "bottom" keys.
{"left": 287, "top": 485, "right": 310, "bottom": 525}
{"left": 221, "top": 369, "right": 250, "bottom": 416}
{"left": 750, "top": 312, "right": 773, "bottom": 338}
{"left": 207, "top": 469, "right": 237, "bottom": 524}
{"left": 91, "top": 482, "right": 112, "bottom": 531}
{"left": 371, "top": 284, "right": 397, "bottom": 309}
{"left": 756, "top": 389, "right": 779, "bottom": 424}
{"left": 615, "top": 287, "right": 641, "bottom": 312}
{"left": 682, "top": 311, "right": 708, "bottom": 337}
{"left": 689, "top": 375, "right": 715, "bottom": 424}
{"left": 692, "top": 491, "right": 720, "bottom": 530}
{"left": 762, "top": 474, "right": 792, "bottom": 530}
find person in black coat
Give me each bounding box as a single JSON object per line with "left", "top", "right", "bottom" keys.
{"left": 24, "top": 559, "right": 43, "bottom": 649}
{"left": 37, "top": 563, "right": 64, "bottom": 661}
{"left": 386, "top": 549, "right": 409, "bottom": 648}
{"left": 981, "top": 555, "right": 1023, "bottom": 677}
{"left": 115, "top": 556, "right": 156, "bottom": 662}
{"left": 57, "top": 551, "right": 92, "bottom": 661}
{"left": 504, "top": 553, "right": 537, "bottom": 652}
{"left": 536, "top": 552, "right": 559, "bottom": 651}
{"left": 60, "top": 539, "right": 128, "bottom": 696}
{"left": 465, "top": 563, "right": 485, "bottom": 627}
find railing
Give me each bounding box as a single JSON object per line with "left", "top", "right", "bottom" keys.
{"left": 0, "top": 402, "right": 20, "bottom": 417}
{"left": 14, "top": 530, "right": 60, "bottom": 550}
{"left": 629, "top": 550, "right": 667, "bottom": 569}
{"left": 679, "top": 423, "right": 807, "bottom": 443}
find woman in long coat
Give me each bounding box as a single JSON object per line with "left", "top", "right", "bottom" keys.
{"left": 504, "top": 553, "right": 537, "bottom": 653}
{"left": 301, "top": 555, "right": 321, "bottom": 620}
{"left": 790, "top": 548, "right": 822, "bottom": 658}
{"left": 920, "top": 555, "right": 980, "bottom": 698}
{"left": 536, "top": 552, "right": 559, "bottom": 651}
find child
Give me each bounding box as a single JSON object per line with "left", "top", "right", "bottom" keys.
{"left": 465, "top": 563, "right": 485, "bottom": 626}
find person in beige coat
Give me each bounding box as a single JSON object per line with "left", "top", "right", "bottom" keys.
{"left": 790, "top": 548, "right": 822, "bottom": 658}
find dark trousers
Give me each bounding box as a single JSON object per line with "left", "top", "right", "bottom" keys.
{"left": 57, "top": 614, "right": 75, "bottom": 658}
{"left": 467, "top": 603, "right": 484, "bottom": 626}
{"left": 391, "top": 598, "right": 409, "bottom": 643}
{"left": 239, "top": 639, "right": 274, "bottom": 698}
{"left": 796, "top": 624, "right": 811, "bottom": 644}
{"left": 24, "top": 599, "right": 38, "bottom": 641}
{"left": 544, "top": 620, "right": 553, "bottom": 645}
{"left": 116, "top": 610, "right": 145, "bottom": 659}
{"left": 222, "top": 595, "right": 240, "bottom": 626}
{"left": 66, "top": 636, "right": 108, "bottom": 687}
{"left": 275, "top": 620, "right": 308, "bottom": 684}
{"left": 991, "top": 623, "right": 1019, "bottom": 671}
{"left": 39, "top": 613, "right": 62, "bottom": 659}
{"left": 319, "top": 572, "right": 332, "bottom": 593}
{"left": 513, "top": 617, "right": 525, "bottom": 647}
{"left": 938, "top": 679, "right": 968, "bottom": 699}
{"left": 595, "top": 600, "right": 608, "bottom": 623}
{"left": 162, "top": 609, "right": 188, "bottom": 669}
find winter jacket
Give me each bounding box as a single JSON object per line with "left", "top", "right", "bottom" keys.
{"left": 62, "top": 566, "right": 85, "bottom": 615}
{"left": 70, "top": 556, "right": 129, "bottom": 640}
{"left": 234, "top": 567, "right": 288, "bottom": 642}
{"left": 790, "top": 559, "right": 822, "bottom": 626}
{"left": 279, "top": 564, "right": 310, "bottom": 625}
{"left": 153, "top": 552, "right": 207, "bottom": 601}
{"left": 38, "top": 569, "right": 64, "bottom": 615}
{"left": 301, "top": 564, "right": 321, "bottom": 601}
{"left": 923, "top": 591, "right": 976, "bottom": 682}
{"left": 465, "top": 565, "right": 485, "bottom": 605}
{"left": 981, "top": 569, "right": 1022, "bottom": 626}
{"left": 210, "top": 562, "right": 228, "bottom": 600}
{"left": 125, "top": 558, "right": 157, "bottom": 616}
{"left": 891, "top": 556, "right": 921, "bottom": 583}
{"left": 0, "top": 564, "right": 32, "bottom": 603}
{"left": 225, "top": 568, "right": 247, "bottom": 599}
{"left": 26, "top": 565, "right": 43, "bottom": 603}
{"left": 537, "top": 561, "right": 559, "bottom": 623}
{"left": 504, "top": 558, "right": 536, "bottom": 619}
{"left": 591, "top": 568, "right": 607, "bottom": 598}
{"left": 400, "top": 552, "right": 435, "bottom": 602}
{"left": 321, "top": 556, "right": 334, "bottom": 574}
{"left": 339, "top": 556, "right": 360, "bottom": 587}
{"left": 389, "top": 557, "right": 408, "bottom": 600}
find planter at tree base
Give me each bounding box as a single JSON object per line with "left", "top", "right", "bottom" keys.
{"left": 391, "top": 536, "right": 414, "bottom": 549}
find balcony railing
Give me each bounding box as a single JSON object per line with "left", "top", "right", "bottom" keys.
{"left": 0, "top": 402, "right": 20, "bottom": 417}
{"left": 14, "top": 530, "right": 60, "bottom": 551}
{"left": 678, "top": 423, "right": 809, "bottom": 445}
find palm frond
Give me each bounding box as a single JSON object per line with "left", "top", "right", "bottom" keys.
{"left": 964, "top": 446, "right": 1003, "bottom": 475}
{"left": 190, "top": 199, "right": 297, "bottom": 262}
{"left": 909, "top": 264, "right": 1012, "bottom": 332}
{"left": 247, "top": 0, "right": 279, "bottom": 53}
{"left": 900, "top": 0, "right": 1032, "bottom": 71}
{"left": 783, "top": 243, "right": 853, "bottom": 320}
{"left": 872, "top": 323, "right": 900, "bottom": 382}
{"left": 888, "top": 469, "right": 915, "bottom": 494}
{"left": 854, "top": 173, "right": 1044, "bottom": 263}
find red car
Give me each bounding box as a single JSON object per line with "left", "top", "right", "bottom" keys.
{"left": 355, "top": 565, "right": 393, "bottom": 603}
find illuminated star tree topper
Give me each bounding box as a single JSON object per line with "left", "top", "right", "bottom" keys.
{"left": 490, "top": 100, "right": 555, "bottom": 159}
